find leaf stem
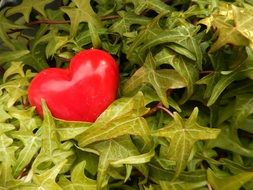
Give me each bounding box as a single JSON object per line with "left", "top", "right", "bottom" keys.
{"left": 144, "top": 102, "right": 174, "bottom": 117}
{"left": 162, "top": 0, "right": 173, "bottom": 3}
{"left": 27, "top": 15, "right": 120, "bottom": 25}
{"left": 28, "top": 20, "right": 70, "bottom": 25}
{"left": 157, "top": 105, "right": 173, "bottom": 117}
{"left": 100, "top": 15, "right": 120, "bottom": 20}
{"left": 200, "top": 70, "right": 215, "bottom": 74}
{"left": 207, "top": 183, "right": 213, "bottom": 190}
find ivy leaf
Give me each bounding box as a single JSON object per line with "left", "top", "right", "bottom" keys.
{"left": 207, "top": 68, "right": 253, "bottom": 106}
{"left": 196, "top": 72, "right": 220, "bottom": 99}
{"left": 232, "top": 94, "right": 253, "bottom": 129}
{"left": 206, "top": 71, "right": 238, "bottom": 106}
{"left": 153, "top": 107, "right": 220, "bottom": 178}
{"left": 155, "top": 48, "right": 199, "bottom": 104}
{"left": 11, "top": 131, "right": 41, "bottom": 178}
{"left": 2, "top": 62, "right": 26, "bottom": 82}
{"left": 7, "top": 107, "right": 41, "bottom": 178}
{"left": 0, "top": 62, "right": 32, "bottom": 108}
{"left": 87, "top": 135, "right": 154, "bottom": 189}
{"left": 127, "top": 12, "right": 166, "bottom": 63}
{"left": 0, "top": 123, "right": 17, "bottom": 186}
{"left": 0, "top": 106, "right": 11, "bottom": 122}
{"left": 20, "top": 43, "right": 49, "bottom": 71}
{"left": 207, "top": 169, "right": 253, "bottom": 190}
{"left": 199, "top": 4, "right": 250, "bottom": 53}
{"left": 31, "top": 101, "right": 75, "bottom": 175}
{"left": 56, "top": 120, "right": 90, "bottom": 141}
{"left": 184, "top": 0, "right": 218, "bottom": 18}
{"left": 46, "top": 36, "right": 69, "bottom": 58}
{"left": 123, "top": 53, "right": 187, "bottom": 107}
{"left": 210, "top": 20, "right": 248, "bottom": 53}
{"left": 158, "top": 180, "right": 207, "bottom": 190}
{"left": 206, "top": 124, "right": 253, "bottom": 157}
{"left": 0, "top": 50, "right": 30, "bottom": 65}
{"left": 141, "top": 25, "right": 203, "bottom": 69}
{"left": 58, "top": 161, "right": 97, "bottom": 190}
{"left": 197, "top": 48, "right": 253, "bottom": 106}
{"left": 33, "top": 159, "right": 67, "bottom": 190}
{"left": 6, "top": 0, "right": 53, "bottom": 22}
{"left": 76, "top": 92, "right": 151, "bottom": 147}
{"left": 233, "top": 5, "right": 253, "bottom": 49}
{"left": 0, "top": 10, "right": 28, "bottom": 50}
{"left": 61, "top": 0, "right": 103, "bottom": 37}
{"left": 125, "top": 0, "right": 172, "bottom": 15}
{"left": 149, "top": 163, "right": 207, "bottom": 182}
{"left": 110, "top": 11, "right": 151, "bottom": 36}
{"left": 33, "top": 28, "right": 69, "bottom": 58}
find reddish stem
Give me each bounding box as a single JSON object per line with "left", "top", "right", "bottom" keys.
{"left": 28, "top": 20, "right": 70, "bottom": 25}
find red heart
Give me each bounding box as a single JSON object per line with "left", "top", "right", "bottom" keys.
{"left": 28, "top": 49, "right": 119, "bottom": 122}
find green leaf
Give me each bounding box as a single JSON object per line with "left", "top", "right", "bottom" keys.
{"left": 0, "top": 50, "right": 30, "bottom": 65}
{"left": 207, "top": 68, "right": 253, "bottom": 106}
{"left": 88, "top": 22, "right": 102, "bottom": 49}
{"left": 0, "top": 62, "right": 32, "bottom": 108}
{"left": 158, "top": 180, "right": 207, "bottom": 190}
{"left": 127, "top": 12, "right": 166, "bottom": 63}
{"left": 3, "top": 62, "right": 25, "bottom": 82}
{"left": 87, "top": 135, "right": 154, "bottom": 189}
{"left": 206, "top": 125, "right": 253, "bottom": 157}
{"left": 0, "top": 10, "right": 28, "bottom": 50}
{"left": 155, "top": 48, "right": 199, "bottom": 103}
{"left": 0, "top": 124, "right": 17, "bottom": 186}
{"left": 45, "top": 35, "right": 69, "bottom": 58}
{"left": 125, "top": 0, "right": 172, "bottom": 15}
{"left": 233, "top": 5, "right": 253, "bottom": 49}
{"left": 232, "top": 94, "right": 253, "bottom": 129}
{"left": 32, "top": 28, "right": 64, "bottom": 53}
{"left": 153, "top": 107, "right": 220, "bottom": 178}
{"left": 76, "top": 92, "right": 151, "bottom": 147}
{"left": 207, "top": 71, "right": 238, "bottom": 106}
{"left": 196, "top": 72, "right": 221, "bottom": 99}
{"left": 141, "top": 26, "right": 203, "bottom": 69}
{"left": 123, "top": 54, "right": 187, "bottom": 107}
{"left": 0, "top": 106, "right": 12, "bottom": 122}
{"left": 32, "top": 101, "right": 75, "bottom": 175}
{"left": 207, "top": 168, "right": 253, "bottom": 190}
{"left": 61, "top": 0, "right": 103, "bottom": 37}
{"left": 199, "top": 4, "right": 251, "bottom": 53}
{"left": 6, "top": 0, "right": 53, "bottom": 22}
{"left": 33, "top": 159, "right": 67, "bottom": 190}
{"left": 11, "top": 131, "right": 41, "bottom": 178}
{"left": 209, "top": 21, "right": 248, "bottom": 53}
{"left": 7, "top": 108, "right": 41, "bottom": 178}
{"left": 20, "top": 43, "right": 49, "bottom": 71}
{"left": 56, "top": 120, "right": 90, "bottom": 141}
{"left": 184, "top": 0, "right": 219, "bottom": 18}
{"left": 58, "top": 161, "right": 97, "bottom": 190}
{"left": 149, "top": 163, "right": 207, "bottom": 182}
{"left": 110, "top": 11, "right": 151, "bottom": 36}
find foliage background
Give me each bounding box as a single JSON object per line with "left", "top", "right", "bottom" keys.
{"left": 0, "top": 0, "right": 253, "bottom": 189}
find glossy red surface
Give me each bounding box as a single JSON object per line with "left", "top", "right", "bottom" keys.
{"left": 28, "top": 49, "right": 119, "bottom": 122}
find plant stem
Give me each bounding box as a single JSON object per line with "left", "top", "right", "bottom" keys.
{"left": 144, "top": 102, "right": 174, "bottom": 117}
{"left": 100, "top": 15, "right": 120, "bottom": 20}
{"left": 157, "top": 105, "right": 174, "bottom": 117}
{"left": 27, "top": 15, "right": 120, "bottom": 25}
{"left": 28, "top": 20, "right": 70, "bottom": 25}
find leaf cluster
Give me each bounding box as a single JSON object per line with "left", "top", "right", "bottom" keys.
{"left": 0, "top": 0, "right": 253, "bottom": 189}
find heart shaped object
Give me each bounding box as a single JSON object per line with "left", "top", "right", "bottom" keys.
{"left": 28, "top": 49, "right": 119, "bottom": 122}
